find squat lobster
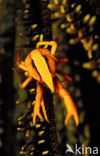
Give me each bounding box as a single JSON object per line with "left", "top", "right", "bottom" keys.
{"left": 16, "top": 41, "right": 79, "bottom": 126}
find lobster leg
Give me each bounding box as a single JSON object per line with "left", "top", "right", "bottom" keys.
{"left": 54, "top": 76, "right": 79, "bottom": 126}
{"left": 36, "top": 41, "right": 57, "bottom": 55}
{"left": 32, "top": 82, "right": 43, "bottom": 125}
{"left": 16, "top": 50, "right": 27, "bottom": 71}
{"left": 41, "top": 98, "right": 49, "bottom": 123}
{"left": 56, "top": 69, "right": 72, "bottom": 82}
{"left": 56, "top": 58, "right": 68, "bottom": 64}
{"left": 20, "top": 76, "right": 32, "bottom": 89}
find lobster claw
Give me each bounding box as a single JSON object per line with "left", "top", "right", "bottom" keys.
{"left": 54, "top": 76, "right": 79, "bottom": 126}
{"left": 32, "top": 82, "right": 49, "bottom": 125}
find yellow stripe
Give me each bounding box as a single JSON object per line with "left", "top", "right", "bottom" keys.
{"left": 38, "top": 140, "right": 45, "bottom": 144}
{"left": 38, "top": 130, "right": 44, "bottom": 136}
{"left": 35, "top": 124, "right": 41, "bottom": 128}
{"left": 31, "top": 50, "right": 54, "bottom": 92}
{"left": 42, "top": 150, "right": 49, "bottom": 155}
{"left": 88, "top": 16, "right": 96, "bottom": 26}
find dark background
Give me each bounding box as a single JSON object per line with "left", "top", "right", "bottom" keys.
{"left": 0, "top": 0, "right": 100, "bottom": 155}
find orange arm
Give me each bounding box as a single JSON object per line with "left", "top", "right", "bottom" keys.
{"left": 32, "top": 82, "right": 43, "bottom": 125}
{"left": 41, "top": 98, "right": 49, "bottom": 123}
{"left": 32, "top": 83, "right": 49, "bottom": 125}
{"left": 56, "top": 58, "right": 68, "bottom": 64}
{"left": 20, "top": 76, "right": 32, "bottom": 89}
{"left": 16, "top": 50, "right": 27, "bottom": 71}
{"left": 56, "top": 69, "right": 72, "bottom": 82}
{"left": 36, "top": 41, "right": 57, "bottom": 55}
{"left": 54, "top": 76, "right": 79, "bottom": 126}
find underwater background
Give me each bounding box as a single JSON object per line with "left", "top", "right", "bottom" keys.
{"left": 0, "top": 0, "right": 100, "bottom": 155}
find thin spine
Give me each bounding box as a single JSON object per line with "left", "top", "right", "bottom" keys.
{"left": 40, "top": 1, "right": 61, "bottom": 155}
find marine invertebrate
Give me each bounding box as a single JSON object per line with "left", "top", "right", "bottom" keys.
{"left": 16, "top": 41, "right": 79, "bottom": 126}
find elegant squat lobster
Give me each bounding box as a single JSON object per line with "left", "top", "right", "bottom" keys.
{"left": 16, "top": 41, "right": 79, "bottom": 126}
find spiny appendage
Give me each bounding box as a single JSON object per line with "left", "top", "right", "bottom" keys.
{"left": 54, "top": 76, "right": 79, "bottom": 126}
{"left": 20, "top": 121, "right": 50, "bottom": 155}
